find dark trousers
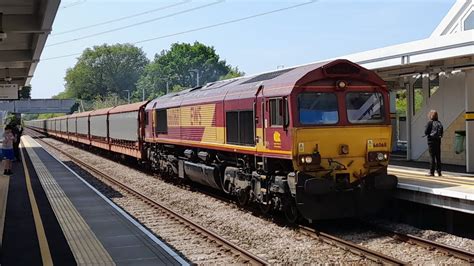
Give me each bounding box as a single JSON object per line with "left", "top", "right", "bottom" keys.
{"left": 13, "top": 141, "right": 20, "bottom": 160}
{"left": 428, "top": 139, "right": 442, "bottom": 174}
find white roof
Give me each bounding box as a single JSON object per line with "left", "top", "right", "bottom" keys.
{"left": 323, "top": 0, "right": 474, "bottom": 72}
{"left": 431, "top": 0, "right": 473, "bottom": 37}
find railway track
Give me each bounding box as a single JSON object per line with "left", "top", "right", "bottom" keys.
{"left": 35, "top": 136, "right": 268, "bottom": 265}
{"left": 30, "top": 132, "right": 474, "bottom": 264}
{"left": 298, "top": 226, "right": 406, "bottom": 265}
{"left": 372, "top": 224, "right": 474, "bottom": 263}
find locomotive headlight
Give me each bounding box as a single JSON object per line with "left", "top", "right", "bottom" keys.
{"left": 336, "top": 80, "right": 347, "bottom": 89}
{"left": 368, "top": 151, "right": 389, "bottom": 162}
{"left": 299, "top": 153, "right": 321, "bottom": 165}
{"left": 376, "top": 152, "right": 385, "bottom": 161}
{"left": 340, "top": 144, "right": 349, "bottom": 155}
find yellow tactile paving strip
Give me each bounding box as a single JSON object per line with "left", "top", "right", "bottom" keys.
{"left": 22, "top": 136, "right": 115, "bottom": 266}
{"left": 20, "top": 144, "right": 53, "bottom": 266}
{"left": 388, "top": 167, "right": 474, "bottom": 186}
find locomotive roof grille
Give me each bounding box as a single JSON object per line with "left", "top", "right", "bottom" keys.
{"left": 324, "top": 62, "right": 360, "bottom": 75}
{"left": 210, "top": 78, "right": 240, "bottom": 89}
{"left": 240, "top": 67, "right": 295, "bottom": 85}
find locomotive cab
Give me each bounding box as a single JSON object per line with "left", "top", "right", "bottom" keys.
{"left": 284, "top": 61, "right": 398, "bottom": 220}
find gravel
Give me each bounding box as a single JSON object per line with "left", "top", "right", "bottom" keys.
{"left": 39, "top": 137, "right": 473, "bottom": 264}
{"left": 331, "top": 227, "right": 468, "bottom": 264}
{"left": 371, "top": 219, "right": 474, "bottom": 253}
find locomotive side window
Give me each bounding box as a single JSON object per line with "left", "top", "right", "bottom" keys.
{"left": 155, "top": 109, "right": 168, "bottom": 134}
{"left": 298, "top": 93, "right": 338, "bottom": 125}
{"left": 346, "top": 92, "right": 385, "bottom": 124}
{"left": 270, "top": 98, "right": 283, "bottom": 126}
{"left": 226, "top": 110, "right": 255, "bottom": 145}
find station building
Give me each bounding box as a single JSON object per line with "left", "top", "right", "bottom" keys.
{"left": 329, "top": 0, "right": 474, "bottom": 172}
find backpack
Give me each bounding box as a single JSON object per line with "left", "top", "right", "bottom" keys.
{"left": 430, "top": 120, "right": 443, "bottom": 138}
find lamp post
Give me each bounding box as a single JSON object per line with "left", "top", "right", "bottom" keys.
{"left": 189, "top": 69, "right": 200, "bottom": 87}
{"left": 124, "top": 90, "right": 130, "bottom": 104}
{"left": 162, "top": 75, "right": 178, "bottom": 94}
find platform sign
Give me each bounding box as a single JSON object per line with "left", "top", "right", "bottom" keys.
{"left": 0, "top": 84, "right": 18, "bottom": 100}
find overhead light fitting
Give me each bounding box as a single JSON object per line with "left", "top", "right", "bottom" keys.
{"left": 429, "top": 73, "right": 438, "bottom": 81}
{"left": 3, "top": 68, "right": 12, "bottom": 83}
{"left": 0, "top": 13, "right": 6, "bottom": 42}
{"left": 451, "top": 70, "right": 462, "bottom": 75}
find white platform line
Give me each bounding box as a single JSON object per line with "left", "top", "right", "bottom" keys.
{"left": 29, "top": 137, "right": 189, "bottom": 266}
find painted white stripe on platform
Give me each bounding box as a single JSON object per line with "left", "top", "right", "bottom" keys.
{"left": 397, "top": 182, "right": 474, "bottom": 201}
{"left": 29, "top": 137, "right": 189, "bottom": 266}
{"left": 23, "top": 136, "right": 115, "bottom": 266}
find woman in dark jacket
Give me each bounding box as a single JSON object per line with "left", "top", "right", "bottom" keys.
{"left": 424, "top": 110, "right": 443, "bottom": 176}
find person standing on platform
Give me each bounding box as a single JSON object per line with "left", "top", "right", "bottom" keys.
{"left": 11, "top": 123, "right": 22, "bottom": 161}
{"left": 2, "top": 125, "right": 16, "bottom": 175}
{"left": 424, "top": 110, "right": 443, "bottom": 176}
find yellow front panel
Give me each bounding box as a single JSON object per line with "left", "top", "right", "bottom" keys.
{"left": 294, "top": 125, "right": 392, "bottom": 181}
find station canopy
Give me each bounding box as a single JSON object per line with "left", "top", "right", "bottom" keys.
{"left": 0, "top": 0, "right": 60, "bottom": 88}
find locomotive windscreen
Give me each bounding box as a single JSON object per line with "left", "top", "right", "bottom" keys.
{"left": 346, "top": 92, "right": 385, "bottom": 124}
{"left": 298, "top": 92, "right": 338, "bottom": 125}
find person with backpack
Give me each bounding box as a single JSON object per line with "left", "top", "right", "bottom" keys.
{"left": 2, "top": 125, "right": 15, "bottom": 175}
{"left": 424, "top": 110, "right": 443, "bottom": 176}
{"left": 11, "top": 123, "right": 22, "bottom": 161}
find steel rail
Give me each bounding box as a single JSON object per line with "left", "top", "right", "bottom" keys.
{"left": 298, "top": 226, "right": 406, "bottom": 265}
{"left": 37, "top": 137, "right": 268, "bottom": 266}
{"left": 374, "top": 226, "right": 474, "bottom": 263}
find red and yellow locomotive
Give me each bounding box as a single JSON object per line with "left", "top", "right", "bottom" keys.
{"left": 26, "top": 59, "right": 397, "bottom": 222}
{"left": 143, "top": 59, "right": 397, "bottom": 221}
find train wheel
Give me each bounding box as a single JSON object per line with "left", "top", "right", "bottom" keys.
{"left": 237, "top": 189, "right": 249, "bottom": 206}
{"left": 284, "top": 199, "right": 299, "bottom": 223}
{"left": 258, "top": 195, "right": 273, "bottom": 215}
{"left": 259, "top": 197, "right": 273, "bottom": 215}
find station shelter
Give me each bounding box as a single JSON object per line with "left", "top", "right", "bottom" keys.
{"left": 325, "top": 0, "right": 474, "bottom": 172}
{"left": 0, "top": 0, "right": 75, "bottom": 133}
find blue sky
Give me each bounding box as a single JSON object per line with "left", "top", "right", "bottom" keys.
{"left": 31, "top": 0, "right": 455, "bottom": 98}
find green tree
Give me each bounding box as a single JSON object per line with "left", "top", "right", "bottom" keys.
{"left": 219, "top": 66, "right": 244, "bottom": 80}
{"left": 37, "top": 113, "right": 65, "bottom": 119}
{"left": 91, "top": 94, "right": 128, "bottom": 109}
{"left": 137, "top": 42, "right": 243, "bottom": 100}
{"left": 18, "top": 86, "right": 32, "bottom": 99}
{"left": 63, "top": 44, "right": 149, "bottom": 101}
{"left": 396, "top": 90, "right": 407, "bottom": 115}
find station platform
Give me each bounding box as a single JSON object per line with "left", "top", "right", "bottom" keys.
{"left": 0, "top": 136, "right": 188, "bottom": 265}
{"left": 388, "top": 164, "right": 474, "bottom": 214}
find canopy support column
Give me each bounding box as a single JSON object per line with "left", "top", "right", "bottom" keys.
{"left": 465, "top": 70, "right": 474, "bottom": 172}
